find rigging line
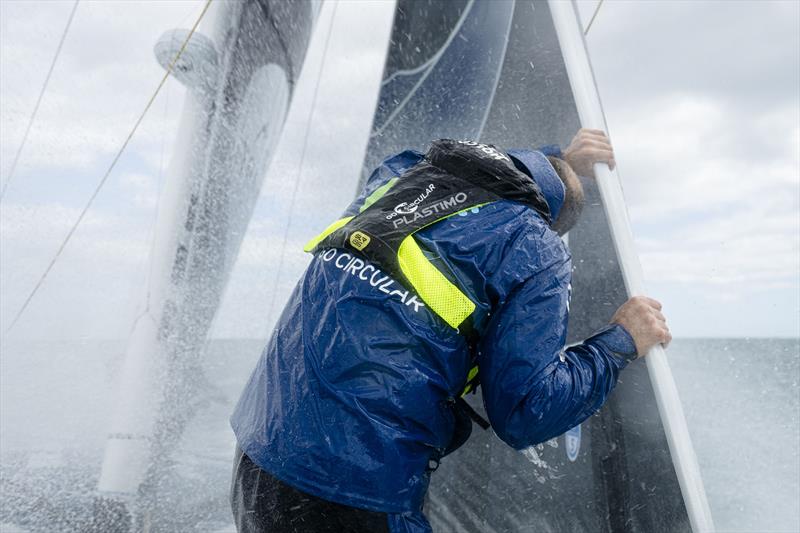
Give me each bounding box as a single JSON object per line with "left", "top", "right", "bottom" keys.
{"left": 3, "top": 0, "right": 214, "bottom": 337}
{"left": 265, "top": 0, "right": 339, "bottom": 326}
{"left": 584, "top": 0, "right": 605, "bottom": 36}
{"left": 121, "top": 76, "right": 171, "bottom": 342}
{"left": 0, "top": 0, "right": 80, "bottom": 203}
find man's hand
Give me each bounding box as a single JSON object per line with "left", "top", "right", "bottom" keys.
{"left": 563, "top": 128, "right": 615, "bottom": 178}
{"left": 610, "top": 296, "right": 671, "bottom": 358}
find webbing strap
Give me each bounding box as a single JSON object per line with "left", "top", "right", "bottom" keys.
{"left": 303, "top": 216, "right": 353, "bottom": 253}
{"left": 397, "top": 235, "right": 476, "bottom": 330}
{"left": 304, "top": 221, "right": 476, "bottom": 331}
{"left": 303, "top": 178, "right": 398, "bottom": 252}
{"left": 360, "top": 178, "right": 399, "bottom": 212}
{"left": 461, "top": 365, "right": 479, "bottom": 396}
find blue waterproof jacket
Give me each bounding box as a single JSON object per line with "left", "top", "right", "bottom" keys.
{"left": 230, "top": 144, "right": 637, "bottom": 529}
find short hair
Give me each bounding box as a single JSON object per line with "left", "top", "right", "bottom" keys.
{"left": 547, "top": 156, "right": 584, "bottom": 235}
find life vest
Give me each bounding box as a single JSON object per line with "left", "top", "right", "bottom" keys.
{"left": 304, "top": 139, "right": 552, "bottom": 420}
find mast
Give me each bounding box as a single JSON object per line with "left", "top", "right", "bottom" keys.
{"left": 94, "top": 1, "right": 320, "bottom": 529}
{"left": 548, "top": 1, "right": 714, "bottom": 531}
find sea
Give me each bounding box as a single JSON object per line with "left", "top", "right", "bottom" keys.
{"left": 1, "top": 338, "right": 798, "bottom": 532}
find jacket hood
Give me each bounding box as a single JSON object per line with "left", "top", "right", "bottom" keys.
{"left": 506, "top": 149, "right": 565, "bottom": 223}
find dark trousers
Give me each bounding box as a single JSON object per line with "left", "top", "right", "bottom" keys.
{"left": 230, "top": 446, "right": 390, "bottom": 533}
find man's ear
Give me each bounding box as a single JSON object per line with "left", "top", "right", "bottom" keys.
{"left": 548, "top": 157, "right": 585, "bottom": 235}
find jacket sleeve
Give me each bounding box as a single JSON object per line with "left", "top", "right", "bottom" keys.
{"left": 478, "top": 255, "right": 637, "bottom": 450}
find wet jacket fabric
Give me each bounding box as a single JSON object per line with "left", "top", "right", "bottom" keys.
{"left": 230, "top": 143, "right": 637, "bottom": 531}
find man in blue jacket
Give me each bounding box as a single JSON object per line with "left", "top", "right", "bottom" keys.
{"left": 230, "top": 129, "right": 671, "bottom": 533}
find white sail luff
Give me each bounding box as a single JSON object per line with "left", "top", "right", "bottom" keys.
{"left": 548, "top": 1, "right": 715, "bottom": 532}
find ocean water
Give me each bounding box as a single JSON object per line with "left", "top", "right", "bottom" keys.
{"left": 669, "top": 338, "right": 800, "bottom": 533}
{"left": 1, "top": 337, "right": 798, "bottom": 532}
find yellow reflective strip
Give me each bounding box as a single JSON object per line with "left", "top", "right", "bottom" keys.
{"left": 461, "top": 366, "right": 479, "bottom": 396}
{"left": 397, "top": 236, "right": 475, "bottom": 330}
{"left": 360, "top": 177, "right": 399, "bottom": 213}
{"left": 303, "top": 216, "right": 354, "bottom": 252}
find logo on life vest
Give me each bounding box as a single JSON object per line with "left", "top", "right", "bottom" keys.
{"left": 565, "top": 424, "right": 581, "bottom": 462}
{"left": 390, "top": 192, "right": 470, "bottom": 229}
{"left": 393, "top": 202, "right": 417, "bottom": 215}
{"left": 386, "top": 184, "right": 436, "bottom": 220}
{"left": 349, "top": 231, "right": 371, "bottom": 251}
{"left": 456, "top": 140, "right": 510, "bottom": 162}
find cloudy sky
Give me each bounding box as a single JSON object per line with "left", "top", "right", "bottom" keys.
{"left": 1, "top": 0, "right": 798, "bottom": 340}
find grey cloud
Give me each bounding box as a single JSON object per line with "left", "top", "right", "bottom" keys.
{"left": 587, "top": 1, "right": 799, "bottom": 112}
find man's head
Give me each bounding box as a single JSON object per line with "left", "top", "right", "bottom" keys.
{"left": 547, "top": 156, "right": 584, "bottom": 235}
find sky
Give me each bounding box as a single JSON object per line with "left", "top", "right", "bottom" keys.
{"left": 0, "top": 0, "right": 798, "bottom": 340}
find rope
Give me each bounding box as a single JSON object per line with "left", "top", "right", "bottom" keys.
{"left": 584, "top": 0, "right": 605, "bottom": 36}
{"left": 3, "top": 0, "right": 214, "bottom": 337}
{"left": 265, "top": 1, "right": 338, "bottom": 326}
{"left": 0, "top": 0, "right": 80, "bottom": 202}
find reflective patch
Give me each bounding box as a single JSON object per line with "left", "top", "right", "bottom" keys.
{"left": 397, "top": 236, "right": 475, "bottom": 329}
{"left": 303, "top": 216, "right": 353, "bottom": 252}
{"left": 360, "top": 177, "right": 399, "bottom": 212}
{"left": 565, "top": 424, "right": 581, "bottom": 462}
{"left": 349, "top": 231, "right": 371, "bottom": 251}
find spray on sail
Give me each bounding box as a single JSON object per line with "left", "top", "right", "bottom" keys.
{"left": 0, "top": 1, "right": 713, "bottom": 531}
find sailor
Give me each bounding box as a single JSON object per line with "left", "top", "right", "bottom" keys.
{"left": 229, "top": 129, "right": 671, "bottom": 533}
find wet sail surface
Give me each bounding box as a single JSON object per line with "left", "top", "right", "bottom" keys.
{"left": 361, "top": 1, "right": 690, "bottom": 531}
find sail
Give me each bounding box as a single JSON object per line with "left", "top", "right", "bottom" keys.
{"left": 0, "top": 1, "right": 712, "bottom": 531}
{"left": 361, "top": 0, "right": 697, "bottom": 531}
{"left": 94, "top": 1, "right": 320, "bottom": 529}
